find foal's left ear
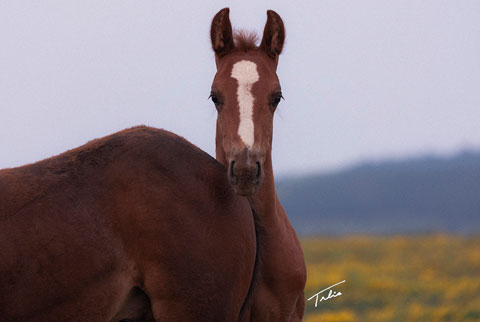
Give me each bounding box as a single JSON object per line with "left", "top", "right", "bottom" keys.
{"left": 260, "top": 10, "right": 285, "bottom": 60}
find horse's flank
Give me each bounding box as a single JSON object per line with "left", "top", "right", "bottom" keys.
{"left": 0, "top": 126, "right": 256, "bottom": 322}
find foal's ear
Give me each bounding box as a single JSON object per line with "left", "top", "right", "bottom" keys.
{"left": 210, "top": 8, "right": 235, "bottom": 57}
{"left": 260, "top": 10, "right": 285, "bottom": 60}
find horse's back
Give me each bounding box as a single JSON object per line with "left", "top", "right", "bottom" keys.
{"left": 0, "top": 126, "right": 256, "bottom": 322}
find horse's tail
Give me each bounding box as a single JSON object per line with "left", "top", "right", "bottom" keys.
{"left": 237, "top": 206, "right": 263, "bottom": 322}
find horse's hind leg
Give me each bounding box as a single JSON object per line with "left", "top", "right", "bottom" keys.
{"left": 148, "top": 299, "right": 197, "bottom": 322}
{"left": 146, "top": 287, "right": 215, "bottom": 322}
{"left": 147, "top": 291, "right": 232, "bottom": 322}
{"left": 110, "top": 287, "right": 155, "bottom": 322}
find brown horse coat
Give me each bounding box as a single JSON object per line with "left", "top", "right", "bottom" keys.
{"left": 209, "top": 9, "right": 307, "bottom": 321}
{"left": 0, "top": 126, "right": 256, "bottom": 322}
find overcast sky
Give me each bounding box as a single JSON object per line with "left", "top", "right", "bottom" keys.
{"left": 1, "top": 1, "right": 479, "bottom": 175}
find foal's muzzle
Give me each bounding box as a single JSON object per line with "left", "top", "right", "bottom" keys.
{"left": 227, "top": 149, "right": 264, "bottom": 196}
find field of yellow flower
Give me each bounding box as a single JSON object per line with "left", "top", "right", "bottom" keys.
{"left": 302, "top": 235, "right": 480, "bottom": 322}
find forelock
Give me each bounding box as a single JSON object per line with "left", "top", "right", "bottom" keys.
{"left": 233, "top": 30, "right": 259, "bottom": 52}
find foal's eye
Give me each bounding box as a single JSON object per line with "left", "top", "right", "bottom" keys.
{"left": 271, "top": 93, "right": 284, "bottom": 110}
{"left": 209, "top": 92, "right": 222, "bottom": 110}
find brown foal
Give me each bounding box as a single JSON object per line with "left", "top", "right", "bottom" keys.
{"left": 0, "top": 127, "right": 256, "bottom": 322}
{"left": 210, "top": 8, "right": 307, "bottom": 322}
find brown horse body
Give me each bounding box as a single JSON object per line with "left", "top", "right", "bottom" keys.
{"left": 210, "top": 9, "right": 306, "bottom": 321}
{"left": 0, "top": 126, "right": 256, "bottom": 322}
{"left": 1, "top": 8, "right": 305, "bottom": 321}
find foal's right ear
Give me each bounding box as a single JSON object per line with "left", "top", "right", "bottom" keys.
{"left": 210, "top": 8, "right": 235, "bottom": 57}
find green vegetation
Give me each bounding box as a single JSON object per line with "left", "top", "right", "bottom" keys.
{"left": 302, "top": 235, "right": 480, "bottom": 322}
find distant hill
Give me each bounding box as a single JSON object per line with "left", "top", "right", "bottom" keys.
{"left": 276, "top": 150, "right": 480, "bottom": 235}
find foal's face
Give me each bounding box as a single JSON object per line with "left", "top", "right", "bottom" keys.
{"left": 210, "top": 8, "right": 285, "bottom": 196}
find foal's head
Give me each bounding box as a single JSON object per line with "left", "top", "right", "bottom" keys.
{"left": 210, "top": 8, "right": 285, "bottom": 196}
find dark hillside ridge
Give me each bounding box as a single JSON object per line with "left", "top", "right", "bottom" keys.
{"left": 277, "top": 150, "right": 480, "bottom": 235}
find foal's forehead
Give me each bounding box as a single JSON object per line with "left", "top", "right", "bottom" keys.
{"left": 214, "top": 53, "right": 278, "bottom": 85}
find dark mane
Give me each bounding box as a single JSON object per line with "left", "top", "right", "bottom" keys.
{"left": 234, "top": 30, "right": 259, "bottom": 52}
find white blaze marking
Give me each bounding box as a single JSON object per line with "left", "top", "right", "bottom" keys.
{"left": 231, "top": 60, "right": 259, "bottom": 148}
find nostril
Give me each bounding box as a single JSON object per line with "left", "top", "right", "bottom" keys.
{"left": 229, "top": 161, "right": 236, "bottom": 178}
{"left": 256, "top": 162, "right": 261, "bottom": 178}
{"left": 228, "top": 161, "right": 239, "bottom": 185}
